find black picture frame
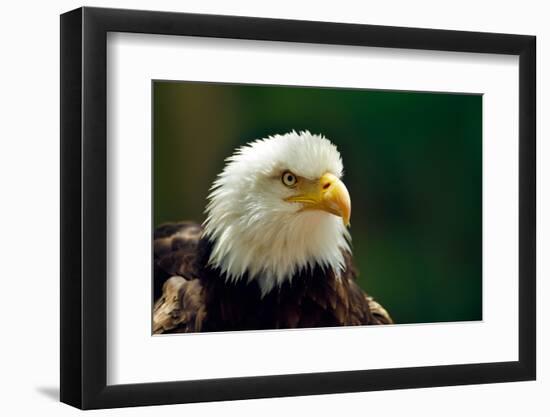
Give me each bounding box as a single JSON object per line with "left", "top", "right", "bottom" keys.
{"left": 60, "top": 6, "right": 536, "bottom": 410}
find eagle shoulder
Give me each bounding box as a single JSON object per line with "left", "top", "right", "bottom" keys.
{"left": 153, "top": 222, "right": 205, "bottom": 300}
{"left": 153, "top": 276, "right": 206, "bottom": 333}
{"left": 309, "top": 253, "right": 393, "bottom": 326}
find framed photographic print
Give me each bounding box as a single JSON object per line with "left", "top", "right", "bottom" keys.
{"left": 60, "top": 6, "right": 536, "bottom": 409}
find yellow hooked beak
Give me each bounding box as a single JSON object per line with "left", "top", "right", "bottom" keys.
{"left": 285, "top": 173, "right": 351, "bottom": 226}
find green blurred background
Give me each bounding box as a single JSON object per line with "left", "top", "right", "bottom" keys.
{"left": 153, "top": 81, "right": 482, "bottom": 325}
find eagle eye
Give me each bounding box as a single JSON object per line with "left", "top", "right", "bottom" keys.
{"left": 282, "top": 171, "right": 298, "bottom": 187}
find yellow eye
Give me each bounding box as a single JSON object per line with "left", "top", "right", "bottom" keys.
{"left": 282, "top": 171, "right": 298, "bottom": 187}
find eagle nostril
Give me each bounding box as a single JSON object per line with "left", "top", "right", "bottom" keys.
{"left": 323, "top": 182, "right": 331, "bottom": 190}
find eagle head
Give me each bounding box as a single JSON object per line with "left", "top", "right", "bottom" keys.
{"left": 203, "top": 130, "right": 352, "bottom": 295}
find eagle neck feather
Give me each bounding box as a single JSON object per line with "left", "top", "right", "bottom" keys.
{"left": 203, "top": 210, "right": 351, "bottom": 296}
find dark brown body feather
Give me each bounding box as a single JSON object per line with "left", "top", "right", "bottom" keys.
{"left": 153, "top": 222, "right": 392, "bottom": 333}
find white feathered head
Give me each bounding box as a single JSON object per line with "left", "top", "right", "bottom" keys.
{"left": 203, "top": 131, "right": 352, "bottom": 295}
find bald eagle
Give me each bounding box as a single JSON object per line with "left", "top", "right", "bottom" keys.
{"left": 153, "top": 131, "right": 392, "bottom": 333}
